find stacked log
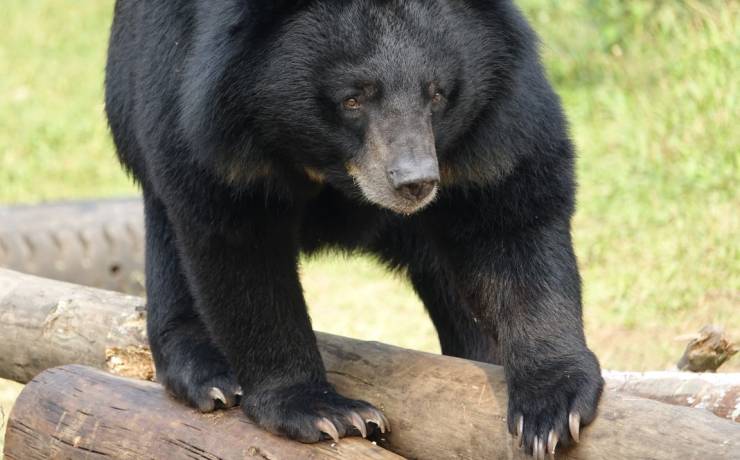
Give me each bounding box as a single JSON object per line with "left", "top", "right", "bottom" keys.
{"left": 1, "top": 269, "right": 739, "bottom": 459}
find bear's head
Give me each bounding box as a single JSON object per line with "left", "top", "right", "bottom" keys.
{"left": 180, "top": 0, "right": 534, "bottom": 214}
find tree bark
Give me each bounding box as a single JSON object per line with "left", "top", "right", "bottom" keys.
{"left": 604, "top": 370, "right": 740, "bottom": 422}
{"left": 1, "top": 269, "right": 739, "bottom": 459}
{"left": 0, "top": 268, "right": 148, "bottom": 383}
{"left": 3, "top": 365, "right": 401, "bottom": 460}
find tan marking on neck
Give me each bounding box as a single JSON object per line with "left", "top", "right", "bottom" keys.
{"left": 304, "top": 166, "right": 326, "bottom": 183}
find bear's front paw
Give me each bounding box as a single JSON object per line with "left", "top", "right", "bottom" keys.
{"left": 242, "top": 382, "right": 389, "bottom": 443}
{"left": 507, "top": 350, "right": 603, "bottom": 459}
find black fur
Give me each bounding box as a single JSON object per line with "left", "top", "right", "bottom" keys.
{"left": 105, "top": 0, "right": 603, "bottom": 454}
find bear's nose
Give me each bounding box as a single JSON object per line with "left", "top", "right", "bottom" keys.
{"left": 387, "top": 155, "right": 440, "bottom": 202}
{"left": 395, "top": 180, "right": 438, "bottom": 201}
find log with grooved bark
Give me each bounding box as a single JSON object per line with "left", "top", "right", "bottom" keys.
{"left": 1, "top": 269, "right": 739, "bottom": 459}
{"left": 4, "top": 365, "right": 400, "bottom": 460}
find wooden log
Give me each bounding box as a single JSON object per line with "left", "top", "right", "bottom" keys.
{"left": 604, "top": 370, "right": 740, "bottom": 423}
{"left": 322, "top": 336, "right": 740, "bottom": 460}
{"left": 1, "top": 269, "right": 739, "bottom": 459}
{"left": 3, "top": 365, "right": 401, "bottom": 460}
{"left": 0, "top": 268, "right": 148, "bottom": 383}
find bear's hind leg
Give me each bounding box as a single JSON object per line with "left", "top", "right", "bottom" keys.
{"left": 144, "top": 192, "right": 241, "bottom": 412}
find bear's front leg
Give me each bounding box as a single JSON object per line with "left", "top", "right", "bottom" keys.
{"left": 445, "top": 218, "right": 603, "bottom": 458}
{"left": 170, "top": 207, "right": 387, "bottom": 443}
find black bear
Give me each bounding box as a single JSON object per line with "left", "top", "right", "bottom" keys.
{"left": 105, "top": 0, "right": 603, "bottom": 457}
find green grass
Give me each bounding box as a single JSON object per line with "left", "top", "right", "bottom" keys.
{"left": 0, "top": 1, "right": 132, "bottom": 202}
{"left": 522, "top": 0, "right": 739, "bottom": 370}
{"left": 0, "top": 4, "right": 738, "bottom": 453}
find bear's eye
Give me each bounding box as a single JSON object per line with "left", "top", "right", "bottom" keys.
{"left": 342, "top": 97, "right": 362, "bottom": 110}
{"left": 428, "top": 82, "right": 445, "bottom": 106}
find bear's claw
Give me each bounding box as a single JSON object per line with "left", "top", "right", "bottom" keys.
{"left": 547, "top": 430, "right": 559, "bottom": 458}
{"left": 361, "top": 408, "right": 390, "bottom": 434}
{"left": 349, "top": 412, "right": 367, "bottom": 437}
{"left": 208, "top": 387, "right": 227, "bottom": 406}
{"left": 569, "top": 412, "right": 580, "bottom": 443}
{"left": 516, "top": 416, "right": 524, "bottom": 447}
{"left": 194, "top": 380, "right": 241, "bottom": 412}
{"left": 316, "top": 417, "right": 340, "bottom": 443}
{"left": 532, "top": 435, "right": 545, "bottom": 460}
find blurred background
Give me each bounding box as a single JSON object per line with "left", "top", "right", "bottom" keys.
{"left": 1, "top": 0, "right": 738, "bottom": 451}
